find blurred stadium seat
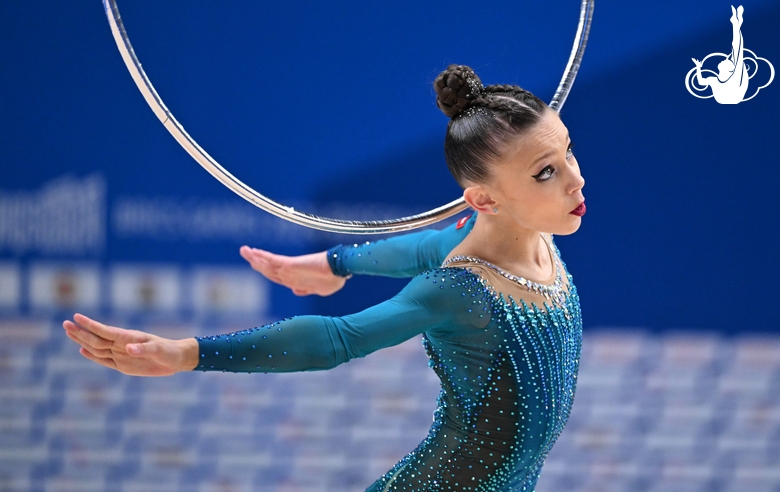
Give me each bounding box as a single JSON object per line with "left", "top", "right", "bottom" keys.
{"left": 1, "top": 322, "right": 779, "bottom": 491}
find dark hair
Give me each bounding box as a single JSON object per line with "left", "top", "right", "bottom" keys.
{"left": 434, "top": 64, "right": 549, "bottom": 187}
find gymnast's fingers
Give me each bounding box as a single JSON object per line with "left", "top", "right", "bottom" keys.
{"left": 63, "top": 320, "right": 113, "bottom": 350}
{"left": 64, "top": 327, "right": 103, "bottom": 353}
{"left": 76, "top": 340, "right": 115, "bottom": 360}
{"left": 252, "top": 248, "right": 285, "bottom": 269}
{"left": 241, "top": 246, "right": 274, "bottom": 273}
{"left": 249, "top": 249, "right": 286, "bottom": 284}
{"left": 73, "top": 313, "right": 123, "bottom": 341}
{"left": 79, "top": 347, "right": 118, "bottom": 370}
{"left": 242, "top": 250, "right": 277, "bottom": 281}
{"left": 239, "top": 245, "right": 257, "bottom": 266}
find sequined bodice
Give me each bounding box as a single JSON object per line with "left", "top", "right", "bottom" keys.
{"left": 404, "top": 262, "right": 582, "bottom": 490}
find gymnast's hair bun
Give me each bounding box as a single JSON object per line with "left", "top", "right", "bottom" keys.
{"left": 434, "top": 64, "right": 483, "bottom": 118}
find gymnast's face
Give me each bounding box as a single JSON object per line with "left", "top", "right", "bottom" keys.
{"left": 483, "top": 110, "right": 585, "bottom": 235}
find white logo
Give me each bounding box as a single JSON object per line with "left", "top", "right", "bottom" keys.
{"left": 685, "top": 5, "right": 774, "bottom": 104}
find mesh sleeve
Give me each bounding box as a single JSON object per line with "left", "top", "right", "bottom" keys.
{"left": 326, "top": 213, "right": 476, "bottom": 278}
{"left": 195, "top": 266, "right": 488, "bottom": 374}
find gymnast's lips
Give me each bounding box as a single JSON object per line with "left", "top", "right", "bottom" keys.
{"left": 569, "top": 202, "right": 586, "bottom": 217}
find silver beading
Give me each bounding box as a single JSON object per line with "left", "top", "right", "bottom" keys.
{"left": 442, "top": 237, "right": 568, "bottom": 314}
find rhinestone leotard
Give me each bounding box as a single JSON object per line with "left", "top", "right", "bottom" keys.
{"left": 196, "top": 214, "right": 582, "bottom": 491}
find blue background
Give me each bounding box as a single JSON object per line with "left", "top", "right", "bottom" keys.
{"left": 1, "top": 0, "right": 778, "bottom": 331}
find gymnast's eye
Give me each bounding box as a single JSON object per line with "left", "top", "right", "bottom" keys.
{"left": 533, "top": 165, "right": 555, "bottom": 182}
{"left": 566, "top": 142, "right": 575, "bottom": 158}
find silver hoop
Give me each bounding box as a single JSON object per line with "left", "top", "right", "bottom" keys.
{"left": 102, "top": 0, "right": 594, "bottom": 234}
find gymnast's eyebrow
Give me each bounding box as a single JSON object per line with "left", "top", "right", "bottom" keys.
{"left": 527, "top": 134, "right": 571, "bottom": 171}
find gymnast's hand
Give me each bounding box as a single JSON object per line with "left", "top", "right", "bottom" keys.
{"left": 240, "top": 246, "right": 348, "bottom": 296}
{"left": 63, "top": 313, "right": 199, "bottom": 376}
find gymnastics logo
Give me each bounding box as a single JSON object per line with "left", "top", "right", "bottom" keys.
{"left": 685, "top": 5, "right": 774, "bottom": 104}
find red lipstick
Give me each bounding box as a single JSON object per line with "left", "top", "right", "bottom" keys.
{"left": 569, "top": 202, "right": 586, "bottom": 217}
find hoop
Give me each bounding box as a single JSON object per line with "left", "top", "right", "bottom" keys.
{"left": 102, "top": 0, "right": 594, "bottom": 234}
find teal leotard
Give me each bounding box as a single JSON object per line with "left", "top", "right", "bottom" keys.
{"left": 196, "top": 213, "right": 582, "bottom": 491}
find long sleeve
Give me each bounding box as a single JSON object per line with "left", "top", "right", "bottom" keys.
{"left": 195, "top": 267, "right": 489, "bottom": 374}
{"left": 326, "top": 213, "right": 476, "bottom": 278}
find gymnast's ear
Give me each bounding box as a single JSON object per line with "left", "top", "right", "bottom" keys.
{"left": 463, "top": 185, "right": 498, "bottom": 214}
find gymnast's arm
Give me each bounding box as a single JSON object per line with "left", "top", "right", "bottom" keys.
{"left": 326, "top": 212, "right": 477, "bottom": 278}
{"left": 61, "top": 269, "right": 488, "bottom": 375}
{"left": 241, "top": 213, "right": 476, "bottom": 296}
{"left": 692, "top": 59, "right": 711, "bottom": 87}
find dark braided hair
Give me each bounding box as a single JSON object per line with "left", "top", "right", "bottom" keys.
{"left": 434, "top": 64, "right": 549, "bottom": 187}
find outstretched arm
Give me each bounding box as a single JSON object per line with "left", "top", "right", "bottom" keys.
{"left": 242, "top": 213, "right": 476, "bottom": 296}
{"left": 195, "top": 268, "right": 489, "bottom": 373}
{"left": 63, "top": 268, "right": 490, "bottom": 375}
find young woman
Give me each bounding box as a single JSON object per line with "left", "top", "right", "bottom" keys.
{"left": 64, "top": 64, "right": 586, "bottom": 491}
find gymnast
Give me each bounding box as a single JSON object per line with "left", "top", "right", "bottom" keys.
{"left": 692, "top": 5, "right": 748, "bottom": 104}
{"left": 64, "top": 64, "right": 586, "bottom": 491}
